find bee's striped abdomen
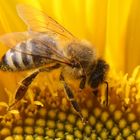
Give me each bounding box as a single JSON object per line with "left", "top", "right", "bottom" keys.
{"left": 0, "top": 49, "right": 18, "bottom": 71}
{"left": 0, "top": 40, "right": 50, "bottom": 71}
{"left": 0, "top": 34, "right": 57, "bottom": 71}
{"left": 0, "top": 46, "right": 28, "bottom": 71}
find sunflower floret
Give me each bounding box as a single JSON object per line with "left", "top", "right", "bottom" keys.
{"left": 14, "top": 135, "right": 24, "bottom": 140}
{"left": 111, "top": 126, "right": 120, "bottom": 137}
{"left": 13, "top": 126, "right": 23, "bottom": 134}
{"left": 24, "top": 117, "right": 35, "bottom": 126}
{"left": 131, "top": 122, "right": 139, "bottom": 132}
{"left": 56, "top": 121, "right": 64, "bottom": 130}
{"left": 88, "top": 115, "right": 96, "bottom": 126}
{"left": 100, "top": 129, "right": 108, "bottom": 139}
{"left": 136, "top": 129, "right": 140, "bottom": 139}
{"left": 24, "top": 135, "right": 34, "bottom": 140}
{"left": 84, "top": 124, "right": 92, "bottom": 135}
{"left": 45, "top": 129, "right": 55, "bottom": 138}
{"left": 24, "top": 126, "right": 34, "bottom": 135}
{"left": 126, "top": 135, "right": 135, "bottom": 140}
{"left": 74, "top": 129, "right": 83, "bottom": 139}
{"left": 55, "top": 131, "right": 65, "bottom": 139}
{"left": 90, "top": 132, "right": 97, "bottom": 140}
{"left": 35, "top": 118, "right": 46, "bottom": 127}
{"left": 4, "top": 136, "right": 14, "bottom": 140}
{"left": 122, "top": 127, "right": 131, "bottom": 137}
{"left": 34, "top": 126, "right": 44, "bottom": 135}
{"left": 118, "top": 119, "right": 127, "bottom": 129}
{"left": 113, "top": 110, "right": 123, "bottom": 121}
{"left": 100, "top": 111, "right": 109, "bottom": 122}
{"left": 105, "top": 119, "right": 114, "bottom": 130}
{"left": 95, "top": 121, "right": 103, "bottom": 134}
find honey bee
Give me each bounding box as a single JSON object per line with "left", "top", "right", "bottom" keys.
{"left": 0, "top": 4, "right": 109, "bottom": 121}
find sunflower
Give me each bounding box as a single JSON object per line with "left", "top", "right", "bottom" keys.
{"left": 0, "top": 0, "right": 140, "bottom": 139}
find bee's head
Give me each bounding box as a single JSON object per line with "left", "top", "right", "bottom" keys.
{"left": 88, "top": 59, "right": 109, "bottom": 88}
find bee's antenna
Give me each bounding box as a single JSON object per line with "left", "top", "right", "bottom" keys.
{"left": 103, "top": 81, "right": 108, "bottom": 106}
{"left": 0, "top": 61, "right": 2, "bottom": 69}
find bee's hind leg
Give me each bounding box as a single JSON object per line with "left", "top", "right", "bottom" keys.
{"left": 9, "top": 70, "right": 39, "bottom": 110}
{"left": 9, "top": 64, "right": 61, "bottom": 110}
{"left": 60, "top": 73, "right": 87, "bottom": 124}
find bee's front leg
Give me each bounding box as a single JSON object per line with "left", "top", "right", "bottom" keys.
{"left": 79, "top": 68, "right": 87, "bottom": 89}
{"left": 79, "top": 75, "right": 86, "bottom": 89}
{"left": 60, "top": 73, "right": 87, "bottom": 124}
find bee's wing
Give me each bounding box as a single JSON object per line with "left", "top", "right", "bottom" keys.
{"left": 16, "top": 4, "right": 77, "bottom": 41}
{"left": 0, "top": 32, "right": 29, "bottom": 48}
